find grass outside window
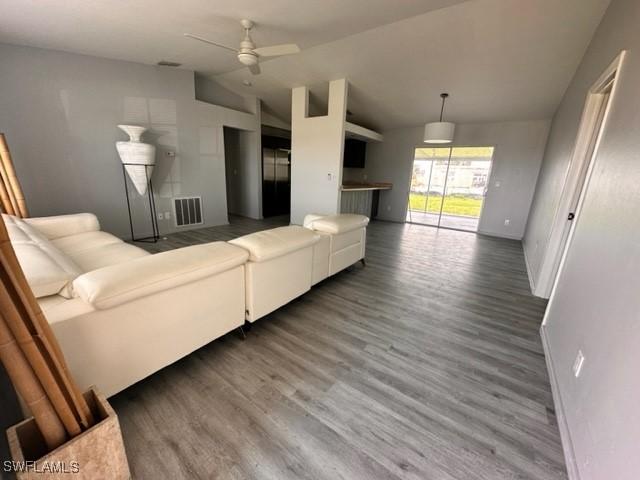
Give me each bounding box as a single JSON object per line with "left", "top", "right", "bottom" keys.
{"left": 409, "top": 193, "right": 483, "bottom": 217}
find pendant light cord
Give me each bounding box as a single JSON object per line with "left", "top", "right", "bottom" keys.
{"left": 439, "top": 93, "right": 448, "bottom": 122}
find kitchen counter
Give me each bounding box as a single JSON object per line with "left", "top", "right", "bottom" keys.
{"left": 341, "top": 182, "right": 393, "bottom": 192}
{"left": 340, "top": 182, "right": 392, "bottom": 217}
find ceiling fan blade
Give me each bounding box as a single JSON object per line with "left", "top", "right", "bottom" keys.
{"left": 253, "top": 44, "right": 300, "bottom": 57}
{"left": 248, "top": 64, "right": 261, "bottom": 75}
{"left": 183, "top": 33, "right": 238, "bottom": 53}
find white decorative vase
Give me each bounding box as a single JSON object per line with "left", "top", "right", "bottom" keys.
{"left": 116, "top": 125, "right": 156, "bottom": 196}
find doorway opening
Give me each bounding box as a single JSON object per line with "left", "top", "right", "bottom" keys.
{"left": 223, "top": 126, "right": 252, "bottom": 218}
{"left": 406, "top": 146, "right": 494, "bottom": 232}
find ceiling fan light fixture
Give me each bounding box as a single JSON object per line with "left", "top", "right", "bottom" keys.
{"left": 184, "top": 19, "right": 301, "bottom": 76}
{"left": 424, "top": 93, "right": 455, "bottom": 144}
{"left": 237, "top": 51, "right": 258, "bottom": 66}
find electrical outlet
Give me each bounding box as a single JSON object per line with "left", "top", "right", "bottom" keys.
{"left": 363, "top": 174, "right": 368, "bottom": 180}
{"left": 166, "top": 151, "right": 176, "bottom": 157}
{"left": 504, "top": 219, "right": 510, "bottom": 226}
{"left": 164, "top": 211, "right": 171, "bottom": 220}
{"left": 327, "top": 173, "right": 333, "bottom": 181}
{"left": 158, "top": 213, "right": 164, "bottom": 220}
{"left": 573, "top": 350, "right": 585, "bottom": 378}
{"left": 387, "top": 205, "right": 391, "bottom": 211}
{"left": 495, "top": 180, "right": 501, "bottom": 188}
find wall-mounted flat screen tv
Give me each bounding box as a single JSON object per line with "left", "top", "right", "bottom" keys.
{"left": 343, "top": 139, "right": 366, "bottom": 168}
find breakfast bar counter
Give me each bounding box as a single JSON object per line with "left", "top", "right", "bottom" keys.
{"left": 341, "top": 182, "right": 393, "bottom": 192}
{"left": 340, "top": 182, "right": 393, "bottom": 217}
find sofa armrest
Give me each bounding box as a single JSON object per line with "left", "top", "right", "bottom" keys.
{"left": 303, "top": 214, "right": 327, "bottom": 229}
{"left": 306, "top": 214, "right": 369, "bottom": 234}
{"left": 73, "top": 242, "right": 248, "bottom": 309}
{"left": 25, "top": 213, "right": 100, "bottom": 239}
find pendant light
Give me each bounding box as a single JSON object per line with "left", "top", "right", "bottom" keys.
{"left": 424, "top": 93, "right": 455, "bottom": 144}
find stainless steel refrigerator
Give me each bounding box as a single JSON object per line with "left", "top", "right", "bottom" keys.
{"left": 262, "top": 148, "right": 291, "bottom": 217}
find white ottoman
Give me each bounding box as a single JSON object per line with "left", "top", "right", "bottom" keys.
{"left": 229, "top": 226, "right": 319, "bottom": 322}
{"left": 303, "top": 213, "right": 369, "bottom": 280}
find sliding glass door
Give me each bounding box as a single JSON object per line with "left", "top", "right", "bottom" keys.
{"left": 406, "top": 148, "right": 448, "bottom": 227}
{"left": 406, "top": 146, "right": 494, "bottom": 232}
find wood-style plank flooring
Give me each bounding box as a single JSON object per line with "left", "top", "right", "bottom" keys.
{"left": 112, "top": 216, "right": 566, "bottom": 480}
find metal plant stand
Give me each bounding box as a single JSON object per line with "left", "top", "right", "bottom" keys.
{"left": 122, "top": 163, "right": 159, "bottom": 243}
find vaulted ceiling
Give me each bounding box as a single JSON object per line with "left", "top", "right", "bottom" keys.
{"left": 1, "top": 0, "right": 610, "bottom": 130}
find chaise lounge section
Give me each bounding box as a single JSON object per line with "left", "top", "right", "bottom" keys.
{"left": 4, "top": 211, "right": 369, "bottom": 397}
{"left": 5, "top": 213, "right": 249, "bottom": 397}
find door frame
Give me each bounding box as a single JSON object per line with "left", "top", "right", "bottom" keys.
{"left": 535, "top": 51, "right": 626, "bottom": 298}
{"left": 405, "top": 145, "right": 496, "bottom": 233}
{"left": 539, "top": 50, "right": 626, "bottom": 480}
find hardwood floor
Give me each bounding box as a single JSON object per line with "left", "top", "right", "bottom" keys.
{"left": 112, "top": 216, "right": 566, "bottom": 480}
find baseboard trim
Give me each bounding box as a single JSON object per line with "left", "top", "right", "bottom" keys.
{"left": 476, "top": 229, "right": 522, "bottom": 240}
{"left": 522, "top": 239, "right": 537, "bottom": 294}
{"left": 540, "top": 325, "right": 580, "bottom": 480}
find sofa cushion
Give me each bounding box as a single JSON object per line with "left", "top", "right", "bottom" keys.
{"left": 24, "top": 213, "right": 100, "bottom": 240}
{"left": 12, "top": 243, "right": 78, "bottom": 298}
{"left": 4, "top": 214, "right": 82, "bottom": 298}
{"left": 51, "top": 230, "right": 150, "bottom": 272}
{"left": 306, "top": 214, "right": 369, "bottom": 234}
{"left": 229, "top": 226, "right": 319, "bottom": 262}
{"left": 4, "top": 218, "right": 32, "bottom": 243}
{"left": 52, "top": 231, "right": 124, "bottom": 256}
{"left": 3, "top": 213, "right": 46, "bottom": 244}
{"left": 74, "top": 242, "right": 249, "bottom": 309}
{"left": 67, "top": 242, "right": 150, "bottom": 272}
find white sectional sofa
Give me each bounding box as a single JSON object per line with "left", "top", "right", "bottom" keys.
{"left": 229, "top": 226, "right": 320, "bottom": 322}
{"left": 4, "top": 213, "right": 248, "bottom": 397}
{"left": 304, "top": 213, "right": 370, "bottom": 282}
{"left": 4, "top": 211, "right": 369, "bottom": 397}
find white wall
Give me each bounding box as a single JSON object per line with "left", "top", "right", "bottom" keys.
{"left": 194, "top": 74, "right": 249, "bottom": 113}
{"left": 356, "top": 120, "right": 550, "bottom": 239}
{"left": 261, "top": 110, "right": 291, "bottom": 131}
{"left": 241, "top": 97, "right": 263, "bottom": 219}
{"left": 290, "top": 79, "right": 348, "bottom": 225}
{"left": 0, "top": 43, "right": 259, "bottom": 238}
{"left": 525, "top": 0, "right": 640, "bottom": 478}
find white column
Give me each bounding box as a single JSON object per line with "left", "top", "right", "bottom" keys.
{"left": 290, "top": 79, "right": 348, "bottom": 224}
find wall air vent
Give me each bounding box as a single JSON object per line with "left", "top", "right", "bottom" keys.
{"left": 173, "top": 197, "right": 203, "bottom": 227}
{"left": 157, "top": 60, "right": 182, "bottom": 67}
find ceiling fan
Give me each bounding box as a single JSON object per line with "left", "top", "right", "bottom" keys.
{"left": 184, "top": 19, "right": 300, "bottom": 75}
